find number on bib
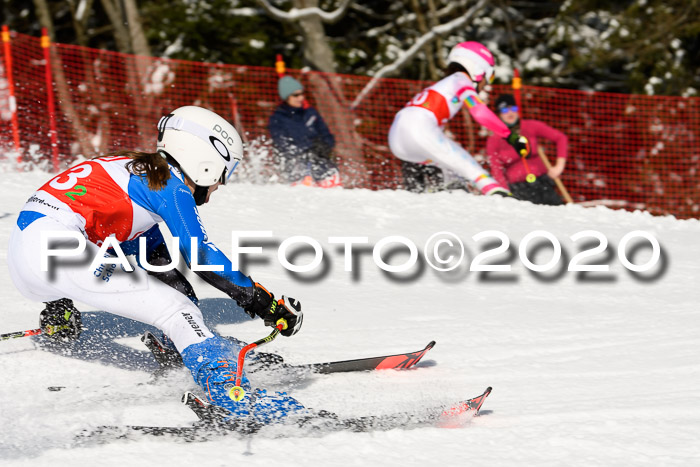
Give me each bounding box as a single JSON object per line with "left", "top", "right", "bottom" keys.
{"left": 49, "top": 163, "right": 93, "bottom": 190}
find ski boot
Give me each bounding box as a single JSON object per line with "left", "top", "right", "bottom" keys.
{"left": 181, "top": 336, "right": 307, "bottom": 425}
{"left": 40, "top": 298, "right": 82, "bottom": 340}
{"left": 142, "top": 331, "right": 184, "bottom": 376}
{"left": 484, "top": 186, "right": 513, "bottom": 197}
{"left": 142, "top": 332, "right": 285, "bottom": 374}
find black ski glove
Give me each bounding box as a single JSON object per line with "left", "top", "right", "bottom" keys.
{"left": 507, "top": 132, "right": 531, "bottom": 157}
{"left": 244, "top": 283, "right": 303, "bottom": 337}
{"left": 40, "top": 298, "right": 82, "bottom": 340}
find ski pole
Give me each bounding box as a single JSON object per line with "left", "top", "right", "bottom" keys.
{"left": 0, "top": 328, "right": 42, "bottom": 341}
{"left": 228, "top": 321, "right": 285, "bottom": 402}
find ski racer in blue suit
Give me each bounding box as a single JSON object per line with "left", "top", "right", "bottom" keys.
{"left": 8, "top": 106, "right": 306, "bottom": 424}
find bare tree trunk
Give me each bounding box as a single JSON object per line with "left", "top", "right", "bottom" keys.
{"left": 292, "top": 0, "right": 337, "bottom": 72}
{"left": 68, "top": 0, "right": 97, "bottom": 47}
{"left": 32, "top": 0, "right": 96, "bottom": 161}
{"left": 68, "top": 0, "right": 113, "bottom": 156}
{"left": 99, "top": 0, "right": 133, "bottom": 53}
{"left": 123, "top": 0, "right": 151, "bottom": 57}
{"left": 426, "top": 0, "right": 446, "bottom": 70}
{"left": 306, "top": 73, "right": 369, "bottom": 187}
{"left": 31, "top": 0, "right": 55, "bottom": 40}
{"left": 100, "top": 0, "right": 154, "bottom": 151}
{"left": 409, "top": 0, "right": 439, "bottom": 81}
{"left": 122, "top": 0, "right": 154, "bottom": 150}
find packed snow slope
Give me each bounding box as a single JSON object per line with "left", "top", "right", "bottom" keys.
{"left": 1, "top": 169, "right": 698, "bottom": 466}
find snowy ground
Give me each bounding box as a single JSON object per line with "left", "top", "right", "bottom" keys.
{"left": 1, "top": 168, "right": 699, "bottom": 466}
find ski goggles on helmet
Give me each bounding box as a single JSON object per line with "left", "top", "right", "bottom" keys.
{"left": 222, "top": 161, "right": 239, "bottom": 184}
{"left": 499, "top": 105, "right": 519, "bottom": 114}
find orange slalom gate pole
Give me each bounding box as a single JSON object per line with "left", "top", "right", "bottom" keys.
{"left": 2, "top": 25, "right": 21, "bottom": 163}
{"left": 41, "top": 28, "right": 59, "bottom": 172}
{"left": 275, "top": 54, "right": 286, "bottom": 78}
{"left": 512, "top": 68, "right": 522, "bottom": 112}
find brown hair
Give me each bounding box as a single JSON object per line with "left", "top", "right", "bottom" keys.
{"left": 98, "top": 150, "right": 171, "bottom": 190}
{"left": 447, "top": 62, "right": 468, "bottom": 76}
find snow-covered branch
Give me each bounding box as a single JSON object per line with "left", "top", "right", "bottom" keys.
{"left": 362, "top": 0, "right": 472, "bottom": 38}
{"left": 256, "top": 0, "right": 352, "bottom": 24}
{"left": 365, "top": 12, "right": 416, "bottom": 38}
{"left": 351, "top": 0, "right": 489, "bottom": 109}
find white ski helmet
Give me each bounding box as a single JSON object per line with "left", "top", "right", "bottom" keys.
{"left": 447, "top": 41, "right": 496, "bottom": 84}
{"left": 156, "top": 106, "right": 243, "bottom": 187}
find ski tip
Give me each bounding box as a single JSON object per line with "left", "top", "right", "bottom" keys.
{"left": 425, "top": 341, "right": 436, "bottom": 351}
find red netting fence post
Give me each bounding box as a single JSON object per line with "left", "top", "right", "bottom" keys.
{"left": 1, "top": 25, "right": 21, "bottom": 163}
{"left": 275, "top": 54, "right": 285, "bottom": 78}
{"left": 512, "top": 68, "right": 522, "bottom": 110}
{"left": 41, "top": 28, "right": 59, "bottom": 172}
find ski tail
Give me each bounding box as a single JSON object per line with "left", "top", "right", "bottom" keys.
{"left": 182, "top": 391, "right": 221, "bottom": 422}
{"left": 142, "top": 331, "right": 183, "bottom": 369}
{"left": 182, "top": 392, "right": 262, "bottom": 434}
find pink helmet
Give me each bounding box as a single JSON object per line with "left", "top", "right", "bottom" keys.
{"left": 447, "top": 41, "right": 496, "bottom": 83}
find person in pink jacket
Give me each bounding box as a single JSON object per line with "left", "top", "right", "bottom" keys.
{"left": 486, "top": 94, "right": 568, "bottom": 205}
{"left": 389, "top": 42, "right": 529, "bottom": 196}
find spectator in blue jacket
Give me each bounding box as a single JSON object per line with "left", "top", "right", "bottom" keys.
{"left": 268, "top": 76, "right": 341, "bottom": 187}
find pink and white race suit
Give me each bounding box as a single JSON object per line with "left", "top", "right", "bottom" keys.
{"left": 388, "top": 72, "right": 512, "bottom": 195}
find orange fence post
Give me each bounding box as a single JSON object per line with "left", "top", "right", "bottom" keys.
{"left": 41, "top": 27, "right": 59, "bottom": 172}
{"left": 2, "top": 25, "right": 21, "bottom": 163}
{"left": 512, "top": 68, "right": 522, "bottom": 112}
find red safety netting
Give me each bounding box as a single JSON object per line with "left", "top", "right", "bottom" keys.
{"left": 1, "top": 31, "right": 699, "bottom": 218}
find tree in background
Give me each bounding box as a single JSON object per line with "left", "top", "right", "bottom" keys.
{"left": 497, "top": 0, "right": 699, "bottom": 96}
{"left": 2, "top": 0, "right": 698, "bottom": 96}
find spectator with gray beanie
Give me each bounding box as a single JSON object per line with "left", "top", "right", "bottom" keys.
{"left": 268, "top": 76, "right": 341, "bottom": 187}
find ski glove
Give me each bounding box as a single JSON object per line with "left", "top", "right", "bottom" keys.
{"left": 244, "top": 283, "right": 303, "bottom": 337}
{"left": 40, "top": 298, "right": 82, "bottom": 340}
{"left": 507, "top": 132, "right": 531, "bottom": 157}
